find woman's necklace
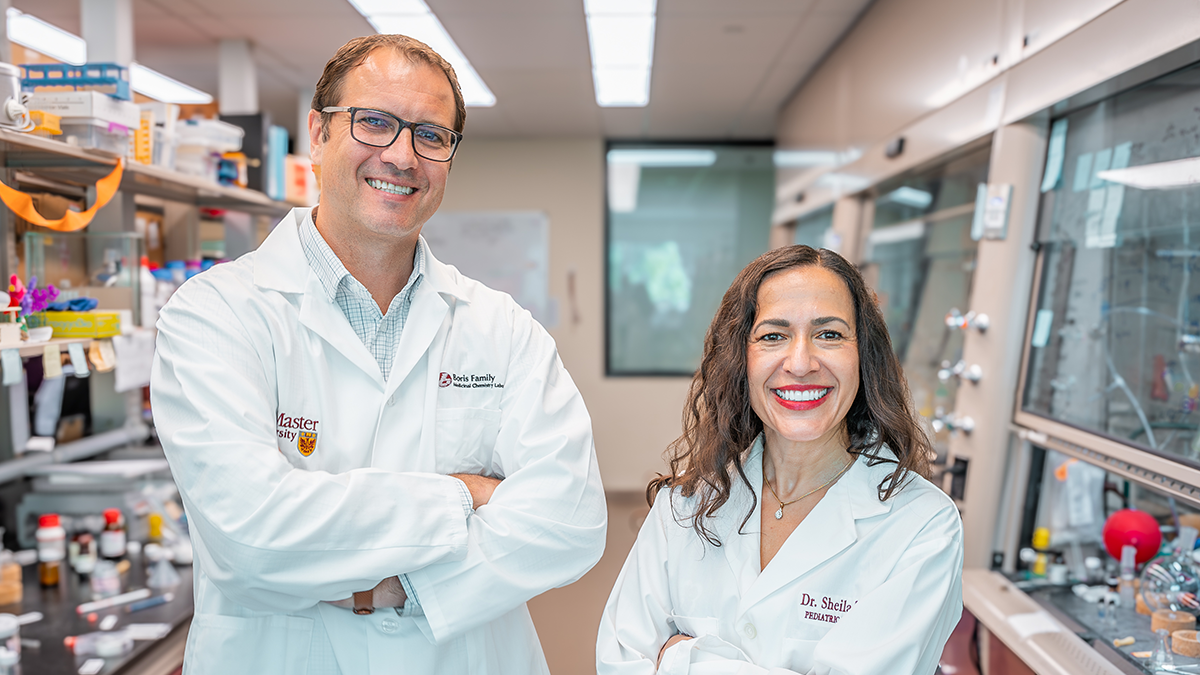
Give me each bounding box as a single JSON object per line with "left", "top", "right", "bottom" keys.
{"left": 765, "top": 457, "right": 855, "bottom": 520}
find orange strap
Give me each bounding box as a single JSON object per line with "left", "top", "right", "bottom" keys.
{"left": 0, "top": 159, "right": 124, "bottom": 232}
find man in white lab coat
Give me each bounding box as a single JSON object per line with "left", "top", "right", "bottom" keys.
{"left": 151, "top": 34, "right": 607, "bottom": 675}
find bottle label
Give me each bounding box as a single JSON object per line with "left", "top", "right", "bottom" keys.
{"left": 99, "top": 531, "right": 126, "bottom": 558}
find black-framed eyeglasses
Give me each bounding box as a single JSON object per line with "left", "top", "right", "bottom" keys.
{"left": 321, "top": 106, "right": 462, "bottom": 162}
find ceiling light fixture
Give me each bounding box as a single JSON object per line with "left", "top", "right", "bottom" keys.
{"left": 131, "top": 63, "right": 213, "bottom": 104}
{"left": 608, "top": 148, "right": 715, "bottom": 167}
{"left": 6, "top": 8, "right": 87, "bottom": 65}
{"left": 347, "top": 0, "right": 496, "bottom": 107}
{"left": 585, "top": 0, "right": 656, "bottom": 107}
{"left": 883, "top": 186, "right": 934, "bottom": 209}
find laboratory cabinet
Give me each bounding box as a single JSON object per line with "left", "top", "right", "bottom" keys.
{"left": 860, "top": 144, "right": 991, "bottom": 466}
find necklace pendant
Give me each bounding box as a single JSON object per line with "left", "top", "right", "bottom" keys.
{"left": 774, "top": 506, "right": 784, "bottom": 520}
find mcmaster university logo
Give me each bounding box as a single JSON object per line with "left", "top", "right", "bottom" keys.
{"left": 277, "top": 412, "right": 319, "bottom": 457}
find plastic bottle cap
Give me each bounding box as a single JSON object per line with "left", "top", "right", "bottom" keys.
{"left": 103, "top": 509, "right": 121, "bottom": 525}
{"left": 1032, "top": 527, "right": 1051, "bottom": 550}
{"left": 38, "top": 514, "right": 59, "bottom": 528}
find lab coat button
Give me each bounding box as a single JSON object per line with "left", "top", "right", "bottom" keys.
{"left": 380, "top": 618, "right": 399, "bottom": 634}
{"left": 743, "top": 623, "right": 757, "bottom": 639}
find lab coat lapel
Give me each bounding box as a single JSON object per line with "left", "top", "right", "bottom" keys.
{"left": 719, "top": 439, "right": 766, "bottom": 600}
{"left": 738, "top": 446, "right": 893, "bottom": 615}
{"left": 383, "top": 238, "right": 455, "bottom": 398}
{"left": 298, "top": 281, "right": 384, "bottom": 383}
{"left": 254, "top": 208, "right": 385, "bottom": 384}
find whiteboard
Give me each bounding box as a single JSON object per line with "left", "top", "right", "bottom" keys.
{"left": 421, "top": 211, "right": 553, "bottom": 326}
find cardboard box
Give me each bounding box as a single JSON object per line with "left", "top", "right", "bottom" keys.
{"left": 28, "top": 311, "right": 121, "bottom": 338}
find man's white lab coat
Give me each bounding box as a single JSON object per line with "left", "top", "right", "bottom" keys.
{"left": 597, "top": 437, "right": 961, "bottom": 675}
{"left": 151, "top": 207, "right": 607, "bottom": 675}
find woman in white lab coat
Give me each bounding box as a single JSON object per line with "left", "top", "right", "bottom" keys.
{"left": 597, "top": 245, "right": 963, "bottom": 675}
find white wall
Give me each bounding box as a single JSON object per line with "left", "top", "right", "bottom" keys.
{"left": 436, "top": 138, "right": 690, "bottom": 493}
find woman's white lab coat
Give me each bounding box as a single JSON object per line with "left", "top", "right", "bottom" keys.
{"left": 596, "top": 437, "right": 962, "bottom": 675}
{"left": 151, "top": 208, "right": 607, "bottom": 675}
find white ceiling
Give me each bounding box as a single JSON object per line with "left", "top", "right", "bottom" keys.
{"left": 13, "top": 0, "right": 871, "bottom": 144}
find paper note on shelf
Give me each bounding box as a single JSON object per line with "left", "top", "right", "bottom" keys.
{"left": 1090, "top": 147, "right": 1113, "bottom": 189}
{"left": 112, "top": 330, "right": 155, "bottom": 392}
{"left": 1, "top": 349, "right": 20, "bottom": 386}
{"left": 1073, "top": 153, "right": 1093, "bottom": 192}
{"left": 43, "top": 344, "right": 62, "bottom": 378}
{"left": 1041, "top": 119, "right": 1068, "bottom": 193}
{"left": 68, "top": 342, "right": 89, "bottom": 378}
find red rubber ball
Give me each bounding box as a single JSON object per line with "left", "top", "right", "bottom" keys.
{"left": 1102, "top": 508, "right": 1162, "bottom": 564}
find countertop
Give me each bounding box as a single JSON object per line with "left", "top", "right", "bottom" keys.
{"left": 0, "top": 555, "right": 193, "bottom": 675}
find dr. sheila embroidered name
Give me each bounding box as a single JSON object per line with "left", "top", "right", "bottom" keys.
{"left": 800, "top": 593, "right": 856, "bottom": 624}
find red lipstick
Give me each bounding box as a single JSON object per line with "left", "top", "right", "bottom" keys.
{"left": 772, "top": 384, "right": 831, "bottom": 411}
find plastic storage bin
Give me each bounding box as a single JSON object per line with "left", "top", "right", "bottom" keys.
{"left": 175, "top": 118, "right": 244, "bottom": 181}
{"left": 59, "top": 119, "right": 132, "bottom": 156}
{"left": 21, "top": 63, "right": 131, "bottom": 100}
{"left": 27, "top": 92, "right": 140, "bottom": 129}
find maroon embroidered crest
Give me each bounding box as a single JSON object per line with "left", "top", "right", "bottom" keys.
{"left": 439, "top": 372, "right": 452, "bottom": 388}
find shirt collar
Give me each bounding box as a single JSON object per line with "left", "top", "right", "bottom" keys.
{"left": 298, "top": 208, "right": 426, "bottom": 303}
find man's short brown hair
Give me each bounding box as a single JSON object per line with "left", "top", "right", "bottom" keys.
{"left": 312, "top": 34, "right": 467, "bottom": 140}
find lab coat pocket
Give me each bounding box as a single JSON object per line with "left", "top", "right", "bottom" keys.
{"left": 667, "top": 613, "right": 722, "bottom": 639}
{"left": 186, "top": 613, "right": 313, "bottom": 675}
{"left": 781, "top": 637, "right": 819, "bottom": 672}
{"left": 434, "top": 407, "right": 502, "bottom": 476}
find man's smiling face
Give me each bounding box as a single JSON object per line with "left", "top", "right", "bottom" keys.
{"left": 309, "top": 48, "right": 457, "bottom": 245}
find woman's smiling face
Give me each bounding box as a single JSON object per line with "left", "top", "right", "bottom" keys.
{"left": 746, "top": 265, "right": 860, "bottom": 451}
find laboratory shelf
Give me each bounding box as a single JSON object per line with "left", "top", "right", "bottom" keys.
{"left": 0, "top": 127, "right": 290, "bottom": 217}
{"left": 12, "top": 337, "right": 93, "bottom": 359}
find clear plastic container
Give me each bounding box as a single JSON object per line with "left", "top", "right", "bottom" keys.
{"left": 177, "top": 118, "right": 243, "bottom": 153}
{"left": 59, "top": 118, "right": 132, "bottom": 156}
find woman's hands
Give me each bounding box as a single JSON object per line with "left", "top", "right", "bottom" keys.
{"left": 658, "top": 633, "right": 693, "bottom": 668}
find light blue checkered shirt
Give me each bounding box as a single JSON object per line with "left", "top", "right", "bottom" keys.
{"left": 298, "top": 212, "right": 424, "bottom": 382}
{"left": 298, "top": 210, "right": 472, "bottom": 617}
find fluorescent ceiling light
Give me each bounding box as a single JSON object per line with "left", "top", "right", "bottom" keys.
{"left": 816, "top": 172, "right": 871, "bottom": 194}
{"left": 868, "top": 221, "right": 926, "bottom": 245}
{"left": 1098, "top": 157, "right": 1200, "bottom": 190}
{"left": 7, "top": 8, "right": 86, "bottom": 65}
{"left": 585, "top": 0, "right": 656, "bottom": 107}
{"left": 347, "top": 0, "right": 496, "bottom": 107}
{"left": 131, "top": 63, "right": 213, "bottom": 104}
{"left": 773, "top": 148, "right": 863, "bottom": 168}
{"left": 608, "top": 149, "right": 716, "bottom": 167}
{"left": 882, "top": 186, "right": 934, "bottom": 209}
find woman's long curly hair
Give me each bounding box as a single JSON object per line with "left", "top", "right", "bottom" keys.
{"left": 647, "top": 245, "right": 933, "bottom": 546}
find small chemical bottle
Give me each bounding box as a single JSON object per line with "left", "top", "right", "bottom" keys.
{"left": 1119, "top": 544, "right": 1138, "bottom": 607}
{"left": 147, "top": 513, "right": 163, "bottom": 545}
{"left": 75, "top": 533, "right": 96, "bottom": 575}
{"left": 1031, "top": 527, "right": 1051, "bottom": 578}
{"left": 99, "top": 509, "right": 126, "bottom": 560}
{"left": 35, "top": 514, "right": 65, "bottom": 587}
